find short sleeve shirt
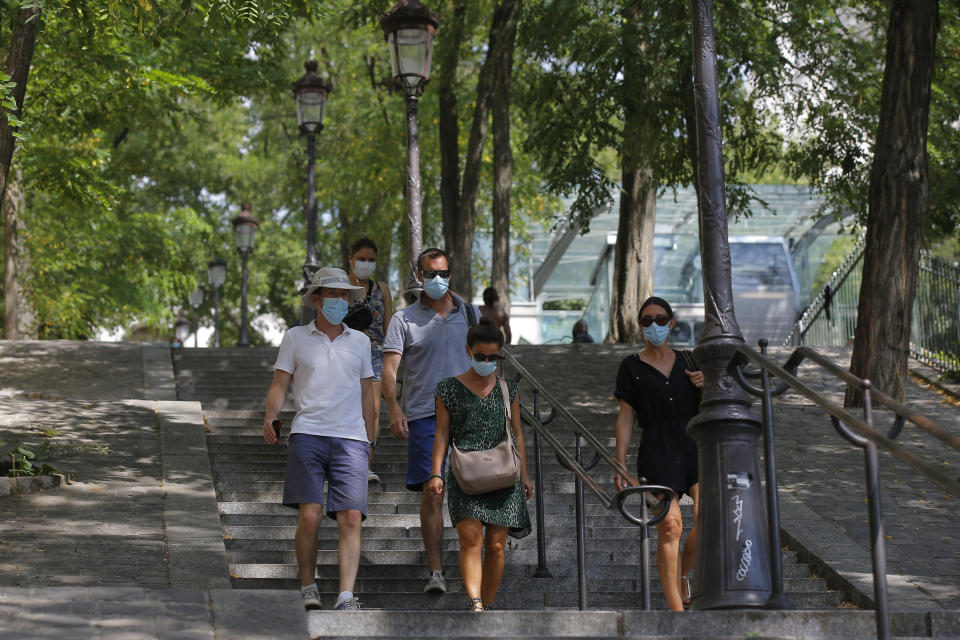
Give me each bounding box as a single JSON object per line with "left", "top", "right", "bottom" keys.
{"left": 383, "top": 298, "right": 477, "bottom": 421}
{"left": 614, "top": 350, "right": 699, "bottom": 458}
{"left": 275, "top": 323, "right": 374, "bottom": 441}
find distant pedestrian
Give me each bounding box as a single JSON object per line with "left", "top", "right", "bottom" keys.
{"left": 613, "top": 296, "right": 703, "bottom": 611}
{"left": 382, "top": 247, "right": 480, "bottom": 594}
{"left": 262, "top": 267, "right": 378, "bottom": 611}
{"left": 478, "top": 287, "right": 512, "bottom": 345}
{"left": 572, "top": 319, "right": 594, "bottom": 343}
{"left": 347, "top": 237, "right": 394, "bottom": 483}
{"left": 426, "top": 317, "right": 532, "bottom": 611}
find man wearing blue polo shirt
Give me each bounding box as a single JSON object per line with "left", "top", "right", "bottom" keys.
{"left": 383, "top": 247, "right": 478, "bottom": 594}
{"left": 263, "top": 267, "right": 377, "bottom": 611}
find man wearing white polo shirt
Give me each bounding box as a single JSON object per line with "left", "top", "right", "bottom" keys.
{"left": 262, "top": 267, "right": 377, "bottom": 611}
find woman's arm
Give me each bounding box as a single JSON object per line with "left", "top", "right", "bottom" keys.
{"left": 614, "top": 400, "right": 636, "bottom": 492}
{"left": 380, "top": 280, "right": 393, "bottom": 335}
{"left": 425, "top": 392, "right": 450, "bottom": 496}
{"left": 510, "top": 394, "right": 533, "bottom": 499}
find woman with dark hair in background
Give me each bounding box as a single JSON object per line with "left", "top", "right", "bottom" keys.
{"left": 613, "top": 296, "right": 704, "bottom": 610}
{"left": 426, "top": 317, "right": 532, "bottom": 611}
{"left": 348, "top": 237, "right": 393, "bottom": 483}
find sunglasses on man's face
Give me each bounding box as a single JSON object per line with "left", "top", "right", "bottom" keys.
{"left": 639, "top": 315, "right": 671, "bottom": 327}
{"left": 471, "top": 353, "right": 503, "bottom": 363}
{"left": 422, "top": 269, "right": 451, "bottom": 279}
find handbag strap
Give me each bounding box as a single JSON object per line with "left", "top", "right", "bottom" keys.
{"left": 498, "top": 378, "right": 515, "bottom": 448}
{"left": 681, "top": 350, "right": 698, "bottom": 371}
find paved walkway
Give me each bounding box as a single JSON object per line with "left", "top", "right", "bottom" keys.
{"left": 505, "top": 343, "right": 960, "bottom": 611}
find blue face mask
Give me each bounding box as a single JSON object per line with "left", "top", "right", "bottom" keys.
{"left": 471, "top": 360, "right": 497, "bottom": 377}
{"left": 422, "top": 276, "right": 449, "bottom": 300}
{"left": 643, "top": 322, "right": 671, "bottom": 346}
{"left": 320, "top": 297, "right": 349, "bottom": 325}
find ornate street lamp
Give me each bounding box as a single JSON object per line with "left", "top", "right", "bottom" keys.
{"left": 687, "top": 1, "right": 775, "bottom": 610}
{"left": 380, "top": 0, "right": 438, "bottom": 280}
{"left": 293, "top": 60, "right": 332, "bottom": 325}
{"left": 188, "top": 286, "right": 204, "bottom": 348}
{"left": 232, "top": 203, "right": 259, "bottom": 347}
{"left": 173, "top": 317, "right": 190, "bottom": 347}
{"left": 207, "top": 257, "right": 227, "bottom": 348}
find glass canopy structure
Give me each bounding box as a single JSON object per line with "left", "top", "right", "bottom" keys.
{"left": 514, "top": 184, "right": 851, "bottom": 345}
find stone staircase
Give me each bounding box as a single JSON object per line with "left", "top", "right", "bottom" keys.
{"left": 174, "top": 347, "right": 865, "bottom": 638}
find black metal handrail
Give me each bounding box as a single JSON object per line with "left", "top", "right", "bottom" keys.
{"left": 729, "top": 343, "right": 960, "bottom": 640}
{"left": 501, "top": 348, "right": 675, "bottom": 611}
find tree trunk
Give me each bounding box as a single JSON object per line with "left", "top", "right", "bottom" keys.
{"left": 1, "top": 4, "right": 40, "bottom": 339}
{"left": 491, "top": 0, "right": 521, "bottom": 313}
{"left": 609, "top": 1, "right": 656, "bottom": 344}
{"left": 847, "top": 0, "right": 938, "bottom": 407}
{"left": 3, "top": 165, "right": 32, "bottom": 338}
{"left": 437, "top": 0, "right": 467, "bottom": 267}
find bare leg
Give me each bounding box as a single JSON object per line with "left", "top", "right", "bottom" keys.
{"left": 480, "top": 525, "right": 509, "bottom": 605}
{"left": 679, "top": 484, "right": 699, "bottom": 589}
{"left": 456, "top": 519, "right": 484, "bottom": 601}
{"left": 336, "top": 509, "right": 363, "bottom": 594}
{"left": 369, "top": 381, "right": 382, "bottom": 470}
{"left": 421, "top": 488, "right": 445, "bottom": 571}
{"left": 656, "top": 498, "right": 684, "bottom": 611}
{"left": 295, "top": 503, "right": 323, "bottom": 587}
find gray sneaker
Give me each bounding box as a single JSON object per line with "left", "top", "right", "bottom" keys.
{"left": 367, "top": 470, "right": 380, "bottom": 483}
{"left": 334, "top": 596, "right": 361, "bottom": 611}
{"left": 301, "top": 585, "right": 322, "bottom": 610}
{"left": 424, "top": 570, "right": 447, "bottom": 594}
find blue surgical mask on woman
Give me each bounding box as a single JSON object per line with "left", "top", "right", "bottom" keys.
{"left": 321, "top": 297, "right": 349, "bottom": 324}
{"left": 643, "top": 322, "right": 671, "bottom": 346}
{"left": 422, "top": 275, "right": 449, "bottom": 300}
{"left": 471, "top": 359, "right": 497, "bottom": 377}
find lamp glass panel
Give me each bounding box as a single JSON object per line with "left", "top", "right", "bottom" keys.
{"left": 188, "top": 289, "right": 203, "bottom": 308}
{"left": 175, "top": 321, "right": 190, "bottom": 342}
{"left": 235, "top": 224, "right": 256, "bottom": 251}
{"left": 296, "top": 90, "right": 327, "bottom": 132}
{"left": 208, "top": 263, "right": 226, "bottom": 288}
{"left": 389, "top": 29, "right": 432, "bottom": 90}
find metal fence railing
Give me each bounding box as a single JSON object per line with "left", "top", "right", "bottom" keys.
{"left": 786, "top": 243, "right": 960, "bottom": 374}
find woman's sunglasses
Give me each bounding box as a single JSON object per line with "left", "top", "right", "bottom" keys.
{"left": 471, "top": 353, "right": 504, "bottom": 363}
{"left": 639, "top": 314, "right": 671, "bottom": 327}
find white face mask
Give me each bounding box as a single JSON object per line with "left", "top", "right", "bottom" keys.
{"left": 353, "top": 261, "right": 376, "bottom": 279}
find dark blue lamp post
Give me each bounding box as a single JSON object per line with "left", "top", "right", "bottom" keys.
{"left": 232, "top": 203, "right": 259, "bottom": 347}
{"left": 207, "top": 257, "right": 226, "bottom": 348}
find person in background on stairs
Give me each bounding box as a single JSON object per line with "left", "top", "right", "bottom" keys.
{"left": 382, "top": 247, "right": 482, "bottom": 596}
{"left": 262, "top": 267, "right": 378, "bottom": 612}
{"left": 613, "top": 296, "right": 704, "bottom": 611}
{"left": 346, "top": 237, "right": 393, "bottom": 485}
{"left": 478, "top": 286, "right": 512, "bottom": 345}
{"left": 426, "top": 317, "right": 533, "bottom": 611}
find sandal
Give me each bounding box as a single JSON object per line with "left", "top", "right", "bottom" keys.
{"left": 680, "top": 575, "right": 692, "bottom": 606}
{"left": 468, "top": 597, "right": 484, "bottom": 612}
{"left": 482, "top": 601, "right": 495, "bottom": 610}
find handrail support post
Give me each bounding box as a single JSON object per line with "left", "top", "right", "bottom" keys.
{"left": 532, "top": 389, "right": 552, "bottom": 578}
{"left": 575, "top": 431, "right": 588, "bottom": 610}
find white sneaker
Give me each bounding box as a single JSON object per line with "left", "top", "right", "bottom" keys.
{"left": 424, "top": 570, "right": 447, "bottom": 594}
{"left": 301, "top": 585, "right": 322, "bottom": 610}
{"left": 334, "top": 596, "right": 361, "bottom": 611}
{"left": 368, "top": 470, "right": 380, "bottom": 483}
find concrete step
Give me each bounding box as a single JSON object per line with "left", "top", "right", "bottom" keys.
{"left": 304, "top": 609, "right": 941, "bottom": 639}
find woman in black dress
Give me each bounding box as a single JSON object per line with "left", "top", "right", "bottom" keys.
{"left": 613, "top": 297, "right": 704, "bottom": 611}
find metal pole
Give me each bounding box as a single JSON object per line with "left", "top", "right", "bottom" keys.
{"left": 405, "top": 93, "right": 423, "bottom": 280}
{"left": 639, "top": 479, "right": 651, "bottom": 611}
{"left": 193, "top": 308, "right": 199, "bottom": 348}
{"left": 213, "top": 287, "right": 220, "bottom": 349}
{"left": 239, "top": 251, "right": 250, "bottom": 347}
{"left": 532, "top": 390, "right": 551, "bottom": 578}
{"left": 862, "top": 386, "right": 891, "bottom": 640}
{"left": 300, "top": 130, "right": 320, "bottom": 326}
{"left": 575, "top": 432, "right": 588, "bottom": 610}
{"left": 759, "top": 340, "right": 790, "bottom": 609}
{"left": 687, "top": 0, "right": 771, "bottom": 609}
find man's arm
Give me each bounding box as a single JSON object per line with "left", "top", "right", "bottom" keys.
{"left": 263, "top": 369, "right": 292, "bottom": 443}
{"left": 502, "top": 311, "right": 512, "bottom": 345}
{"left": 382, "top": 351, "right": 408, "bottom": 440}
{"left": 361, "top": 377, "right": 376, "bottom": 444}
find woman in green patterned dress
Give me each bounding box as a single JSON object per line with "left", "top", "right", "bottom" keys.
{"left": 425, "top": 317, "right": 533, "bottom": 612}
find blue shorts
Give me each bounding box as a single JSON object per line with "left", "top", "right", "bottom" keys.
{"left": 283, "top": 433, "right": 369, "bottom": 519}
{"left": 406, "top": 415, "right": 447, "bottom": 491}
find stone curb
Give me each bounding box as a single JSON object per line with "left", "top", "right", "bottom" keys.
{"left": 0, "top": 472, "right": 62, "bottom": 498}
{"left": 909, "top": 362, "right": 960, "bottom": 403}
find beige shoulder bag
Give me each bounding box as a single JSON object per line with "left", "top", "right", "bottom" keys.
{"left": 449, "top": 379, "right": 522, "bottom": 495}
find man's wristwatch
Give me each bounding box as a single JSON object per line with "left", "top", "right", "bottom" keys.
{"left": 368, "top": 440, "right": 379, "bottom": 449}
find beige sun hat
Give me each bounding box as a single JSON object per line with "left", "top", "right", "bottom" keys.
{"left": 302, "top": 267, "right": 365, "bottom": 308}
